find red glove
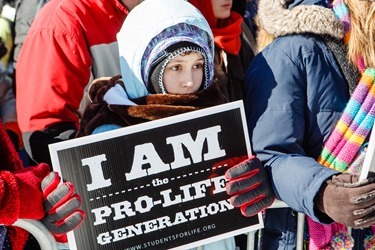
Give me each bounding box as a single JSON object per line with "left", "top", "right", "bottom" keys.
{"left": 225, "top": 156, "right": 275, "bottom": 217}
{"left": 41, "top": 171, "right": 85, "bottom": 244}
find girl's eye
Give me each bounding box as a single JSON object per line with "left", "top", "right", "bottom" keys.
{"left": 193, "top": 63, "right": 204, "bottom": 69}
{"left": 170, "top": 65, "right": 181, "bottom": 71}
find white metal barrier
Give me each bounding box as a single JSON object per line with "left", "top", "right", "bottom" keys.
{"left": 10, "top": 204, "right": 302, "bottom": 250}
{"left": 8, "top": 201, "right": 313, "bottom": 250}
{"left": 10, "top": 202, "right": 302, "bottom": 250}
{"left": 9, "top": 219, "right": 58, "bottom": 250}
{"left": 247, "top": 200, "right": 306, "bottom": 250}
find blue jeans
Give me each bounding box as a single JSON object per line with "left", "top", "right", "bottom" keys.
{"left": 261, "top": 208, "right": 297, "bottom": 250}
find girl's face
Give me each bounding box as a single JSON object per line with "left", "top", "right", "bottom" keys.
{"left": 163, "top": 52, "right": 204, "bottom": 94}
{"left": 211, "top": 0, "right": 232, "bottom": 19}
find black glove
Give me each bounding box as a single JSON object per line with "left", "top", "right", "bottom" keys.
{"left": 225, "top": 156, "right": 275, "bottom": 217}
{"left": 41, "top": 172, "right": 85, "bottom": 236}
{"left": 316, "top": 173, "right": 375, "bottom": 228}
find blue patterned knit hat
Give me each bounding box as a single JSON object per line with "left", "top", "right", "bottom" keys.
{"left": 141, "top": 23, "right": 214, "bottom": 94}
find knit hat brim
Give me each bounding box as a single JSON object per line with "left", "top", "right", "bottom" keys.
{"left": 141, "top": 23, "right": 214, "bottom": 93}
{"left": 148, "top": 42, "right": 209, "bottom": 94}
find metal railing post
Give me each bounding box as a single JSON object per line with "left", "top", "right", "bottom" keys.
{"left": 296, "top": 213, "right": 305, "bottom": 250}
{"left": 246, "top": 200, "right": 305, "bottom": 250}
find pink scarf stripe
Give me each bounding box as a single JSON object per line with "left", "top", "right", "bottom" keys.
{"left": 320, "top": 135, "right": 347, "bottom": 167}
{"left": 336, "top": 139, "right": 366, "bottom": 163}
{"left": 331, "top": 113, "right": 375, "bottom": 166}
{"left": 328, "top": 140, "right": 360, "bottom": 168}
{"left": 357, "top": 56, "right": 366, "bottom": 73}
{"left": 323, "top": 132, "right": 345, "bottom": 151}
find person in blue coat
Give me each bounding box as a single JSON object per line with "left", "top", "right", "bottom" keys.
{"left": 245, "top": 0, "right": 375, "bottom": 249}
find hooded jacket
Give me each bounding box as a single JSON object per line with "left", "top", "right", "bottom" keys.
{"left": 245, "top": 0, "right": 348, "bottom": 222}
{"left": 77, "top": 0, "right": 227, "bottom": 136}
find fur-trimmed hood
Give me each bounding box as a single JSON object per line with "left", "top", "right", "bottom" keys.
{"left": 257, "top": 0, "right": 344, "bottom": 39}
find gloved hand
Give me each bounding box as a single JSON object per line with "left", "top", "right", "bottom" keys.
{"left": 41, "top": 171, "right": 85, "bottom": 242}
{"left": 225, "top": 156, "right": 275, "bottom": 217}
{"left": 316, "top": 173, "right": 375, "bottom": 228}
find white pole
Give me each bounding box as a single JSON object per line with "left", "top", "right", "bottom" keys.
{"left": 12, "top": 219, "right": 58, "bottom": 250}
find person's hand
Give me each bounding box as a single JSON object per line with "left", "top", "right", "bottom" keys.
{"left": 41, "top": 171, "right": 85, "bottom": 242}
{"left": 225, "top": 156, "right": 275, "bottom": 217}
{"left": 316, "top": 174, "right": 375, "bottom": 228}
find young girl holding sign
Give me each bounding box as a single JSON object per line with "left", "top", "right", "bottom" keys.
{"left": 76, "top": 0, "right": 275, "bottom": 249}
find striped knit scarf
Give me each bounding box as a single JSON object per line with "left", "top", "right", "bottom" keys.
{"left": 318, "top": 68, "right": 375, "bottom": 172}
{"left": 308, "top": 1, "right": 375, "bottom": 249}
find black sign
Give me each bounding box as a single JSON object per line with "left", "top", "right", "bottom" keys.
{"left": 49, "top": 101, "right": 263, "bottom": 250}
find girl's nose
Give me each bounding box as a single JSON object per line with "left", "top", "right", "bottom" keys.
{"left": 184, "top": 80, "right": 194, "bottom": 87}
{"left": 183, "top": 71, "right": 194, "bottom": 87}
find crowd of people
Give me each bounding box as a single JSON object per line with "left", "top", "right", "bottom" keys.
{"left": 0, "top": 0, "right": 375, "bottom": 249}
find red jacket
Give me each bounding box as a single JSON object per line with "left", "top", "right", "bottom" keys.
{"left": 16, "top": 0, "right": 129, "bottom": 132}
{"left": 0, "top": 121, "right": 50, "bottom": 250}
